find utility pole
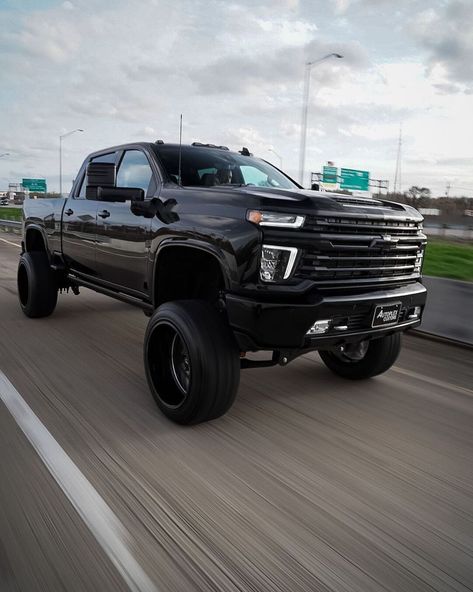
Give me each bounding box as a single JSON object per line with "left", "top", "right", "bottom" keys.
{"left": 445, "top": 182, "right": 451, "bottom": 198}
{"left": 393, "top": 123, "right": 402, "bottom": 194}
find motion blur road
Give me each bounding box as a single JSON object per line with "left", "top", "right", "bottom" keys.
{"left": 1, "top": 231, "right": 473, "bottom": 592}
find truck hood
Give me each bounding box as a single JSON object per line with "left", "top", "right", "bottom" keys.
{"left": 207, "top": 186, "right": 423, "bottom": 221}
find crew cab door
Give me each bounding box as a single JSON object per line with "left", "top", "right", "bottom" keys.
{"left": 61, "top": 151, "right": 118, "bottom": 276}
{"left": 95, "top": 148, "right": 157, "bottom": 296}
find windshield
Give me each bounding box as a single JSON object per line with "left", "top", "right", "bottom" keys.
{"left": 154, "top": 145, "right": 298, "bottom": 189}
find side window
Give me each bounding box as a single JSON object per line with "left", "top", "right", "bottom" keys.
{"left": 116, "top": 150, "right": 153, "bottom": 195}
{"left": 77, "top": 152, "right": 116, "bottom": 198}
{"left": 77, "top": 171, "right": 87, "bottom": 199}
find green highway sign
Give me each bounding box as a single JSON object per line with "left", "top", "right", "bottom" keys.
{"left": 340, "top": 168, "right": 369, "bottom": 191}
{"left": 322, "top": 165, "right": 338, "bottom": 184}
{"left": 22, "top": 178, "right": 47, "bottom": 192}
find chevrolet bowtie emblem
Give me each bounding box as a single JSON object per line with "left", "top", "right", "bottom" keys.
{"left": 369, "top": 235, "right": 400, "bottom": 248}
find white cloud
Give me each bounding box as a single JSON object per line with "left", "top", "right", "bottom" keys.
{"left": 0, "top": 0, "right": 472, "bottom": 195}
{"left": 332, "top": 0, "right": 352, "bottom": 15}
{"left": 412, "top": 1, "right": 473, "bottom": 93}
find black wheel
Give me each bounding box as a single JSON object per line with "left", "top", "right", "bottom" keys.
{"left": 144, "top": 300, "right": 240, "bottom": 424}
{"left": 17, "top": 251, "right": 58, "bottom": 318}
{"left": 319, "top": 333, "right": 401, "bottom": 380}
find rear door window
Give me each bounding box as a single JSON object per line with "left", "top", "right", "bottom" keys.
{"left": 77, "top": 152, "right": 117, "bottom": 198}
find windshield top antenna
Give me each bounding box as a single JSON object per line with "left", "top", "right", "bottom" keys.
{"left": 239, "top": 147, "right": 252, "bottom": 156}
{"left": 178, "top": 114, "right": 183, "bottom": 186}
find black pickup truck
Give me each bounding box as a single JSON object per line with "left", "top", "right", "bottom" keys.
{"left": 18, "top": 141, "right": 427, "bottom": 424}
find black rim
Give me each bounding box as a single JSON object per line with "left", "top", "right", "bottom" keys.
{"left": 18, "top": 263, "right": 29, "bottom": 306}
{"left": 333, "top": 340, "right": 369, "bottom": 363}
{"left": 170, "top": 332, "right": 191, "bottom": 396}
{"left": 147, "top": 322, "right": 192, "bottom": 409}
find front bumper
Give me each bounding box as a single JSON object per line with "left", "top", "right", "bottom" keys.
{"left": 226, "top": 282, "right": 427, "bottom": 351}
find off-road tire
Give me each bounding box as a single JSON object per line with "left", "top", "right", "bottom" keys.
{"left": 17, "top": 251, "right": 58, "bottom": 318}
{"left": 144, "top": 300, "right": 240, "bottom": 424}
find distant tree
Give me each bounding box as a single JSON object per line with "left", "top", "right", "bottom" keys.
{"left": 406, "top": 186, "right": 431, "bottom": 207}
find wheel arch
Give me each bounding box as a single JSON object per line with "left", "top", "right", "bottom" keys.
{"left": 152, "top": 241, "right": 232, "bottom": 308}
{"left": 24, "top": 224, "right": 51, "bottom": 259}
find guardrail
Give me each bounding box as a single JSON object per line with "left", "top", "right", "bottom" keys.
{"left": 424, "top": 225, "right": 473, "bottom": 241}
{"left": 0, "top": 219, "right": 21, "bottom": 232}
{"left": 417, "top": 276, "right": 473, "bottom": 346}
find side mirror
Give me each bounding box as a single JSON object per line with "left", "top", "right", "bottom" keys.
{"left": 97, "top": 186, "right": 145, "bottom": 203}
{"left": 86, "top": 162, "right": 116, "bottom": 199}
{"left": 130, "top": 197, "right": 179, "bottom": 221}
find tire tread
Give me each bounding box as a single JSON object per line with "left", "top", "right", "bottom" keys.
{"left": 144, "top": 300, "right": 240, "bottom": 424}
{"left": 18, "top": 251, "right": 57, "bottom": 318}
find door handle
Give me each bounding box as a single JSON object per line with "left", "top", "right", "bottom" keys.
{"left": 98, "top": 210, "right": 110, "bottom": 219}
{"left": 64, "top": 208, "right": 74, "bottom": 216}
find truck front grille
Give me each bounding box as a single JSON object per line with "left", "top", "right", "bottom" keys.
{"left": 304, "top": 215, "right": 421, "bottom": 236}
{"left": 295, "top": 215, "right": 426, "bottom": 286}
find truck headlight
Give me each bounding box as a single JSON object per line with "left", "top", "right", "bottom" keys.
{"left": 247, "top": 210, "right": 305, "bottom": 228}
{"left": 260, "top": 245, "right": 298, "bottom": 282}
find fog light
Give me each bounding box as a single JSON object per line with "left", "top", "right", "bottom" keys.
{"left": 408, "top": 306, "right": 422, "bottom": 319}
{"left": 307, "top": 320, "right": 330, "bottom": 335}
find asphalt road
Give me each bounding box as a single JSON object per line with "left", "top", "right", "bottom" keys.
{"left": 1, "top": 232, "right": 473, "bottom": 592}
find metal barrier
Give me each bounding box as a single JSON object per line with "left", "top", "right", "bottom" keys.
{"left": 0, "top": 219, "right": 21, "bottom": 233}
{"left": 424, "top": 225, "right": 473, "bottom": 241}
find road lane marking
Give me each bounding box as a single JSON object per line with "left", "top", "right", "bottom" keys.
{"left": 0, "top": 371, "right": 159, "bottom": 592}
{"left": 0, "top": 237, "right": 21, "bottom": 248}
{"left": 392, "top": 366, "right": 473, "bottom": 397}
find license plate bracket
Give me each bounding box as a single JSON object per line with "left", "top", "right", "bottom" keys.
{"left": 371, "top": 302, "right": 401, "bottom": 328}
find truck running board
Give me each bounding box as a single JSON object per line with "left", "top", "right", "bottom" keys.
{"left": 67, "top": 274, "right": 154, "bottom": 313}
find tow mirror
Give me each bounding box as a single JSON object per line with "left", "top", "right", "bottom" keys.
{"left": 86, "top": 162, "right": 116, "bottom": 199}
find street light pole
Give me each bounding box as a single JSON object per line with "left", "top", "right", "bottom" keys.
{"left": 268, "top": 148, "right": 283, "bottom": 169}
{"left": 298, "top": 53, "right": 343, "bottom": 186}
{"left": 59, "top": 129, "right": 83, "bottom": 197}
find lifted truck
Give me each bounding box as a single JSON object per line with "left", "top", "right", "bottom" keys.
{"left": 18, "top": 141, "right": 427, "bottom": 424}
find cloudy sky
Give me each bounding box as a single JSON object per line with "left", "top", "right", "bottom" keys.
{"left": 0, "top": 0, "right": 472, "bottom": 195}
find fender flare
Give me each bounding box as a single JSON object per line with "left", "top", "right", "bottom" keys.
{"left": 151, "top": 239, "right": 234, "bottom": 306}
{"left": 24, "top": 224, "right": 52, "bottom": 260}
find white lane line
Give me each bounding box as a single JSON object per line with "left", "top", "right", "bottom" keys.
{"left": 0, "top": 371, "right": 159, "bottom": 592}
{"left": 0, "top": 237, "right": 21, "bottom": 248}
{"left": 391, "top": 366, "right": 473, "bottom": 397}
